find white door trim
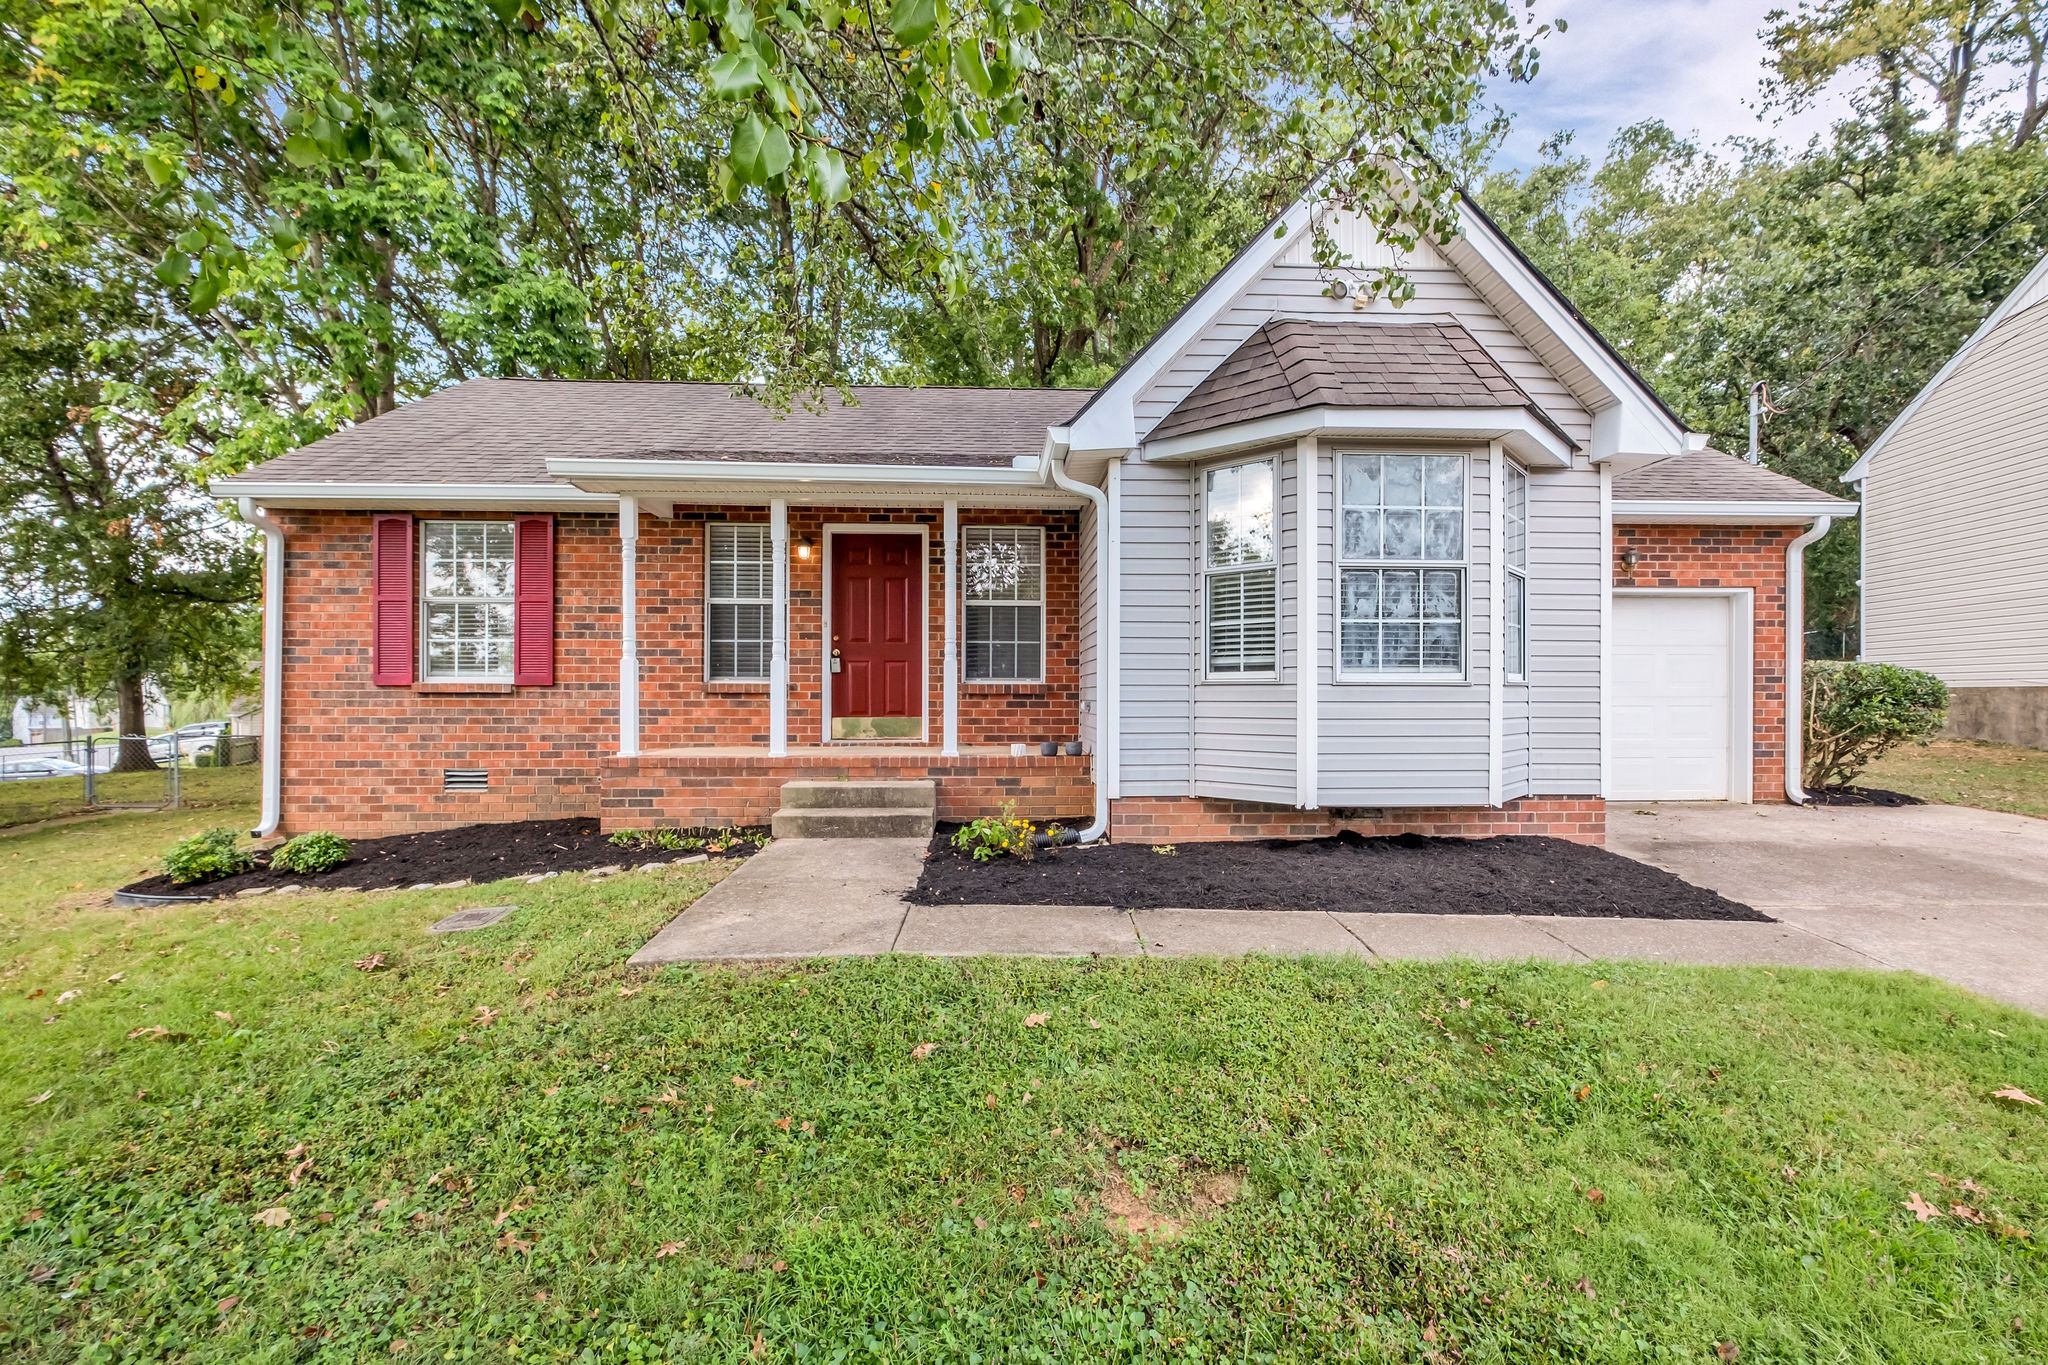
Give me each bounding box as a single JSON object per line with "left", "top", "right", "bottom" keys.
{"left": 820, "top": 523, "right": 931, "bottom": 744}
{"left": 1612, "top": 587, "right": 1754, "bottom": 803}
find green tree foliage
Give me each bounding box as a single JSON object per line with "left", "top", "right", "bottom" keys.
{"left": 1480, "top": 113, "right": 2048, "bottom": 651}
{"left": 0, "top": 244, "right": 258, "bottom": 770}
{"left": 1803, "top": 659, "right": 1949, "bottom": 788}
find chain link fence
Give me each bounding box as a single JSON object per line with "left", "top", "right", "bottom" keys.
{"left": 0, "top": 729, "right": 258, "bottom": 816}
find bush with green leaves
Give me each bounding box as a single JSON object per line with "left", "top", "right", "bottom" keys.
{"left": 270, "top": 831, "right": 352, "bottom": 875}
{"left": 1804, "top": 660, "right": 1949, "bottom": 790}
{"left": 950, "top": 803, "right": 1038, "bottom": 862}
{"left": 162, "top": 827, "right": 254, "bottom": 886}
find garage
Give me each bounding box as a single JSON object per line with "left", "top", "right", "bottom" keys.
{"left": 1611, "top": 592, "right": 1753, "bottom": 801}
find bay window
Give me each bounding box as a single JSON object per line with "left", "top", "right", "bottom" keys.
{"left": 1204, "top": 458, "right": 1277, "bottom": 676}
{"left": 1337, "top": 453, "right": 1467, "bottom": 677}
{"left": 1504, "top": 461, "right": 1528, "bottom": 681}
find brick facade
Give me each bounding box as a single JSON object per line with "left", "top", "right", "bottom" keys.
{"left": 1613, "top": 522, "right": 1798, "bottom": 801}
{"left": 1108, "top": 796, "right": 1607, "bottom": 845}
{"left": 605, "top": 751, "right": 1093, "bottom": 828}
{"left": 274, "top": 505, "right": 1084, "bottom": 837}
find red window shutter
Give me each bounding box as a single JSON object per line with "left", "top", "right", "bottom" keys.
{"left": 513, "top": 515, "right": 555, "bottom": 686}
{"left": 372, "top": 514, "right": 415, "bottom": 686}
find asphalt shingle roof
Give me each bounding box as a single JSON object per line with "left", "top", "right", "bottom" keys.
{"left": 1614, "top": 450, "right": 1856, "bottom": 506}
{"left": 1149, "top": 318, "right": 1568, "bottom": 443}
{"left": 236, "top": 378, "right": 1095, "bottom": 484}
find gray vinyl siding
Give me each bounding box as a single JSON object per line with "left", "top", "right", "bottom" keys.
{"left": 1526, "top": 462, "right": 1605, "bottom": 793}
{"left": 1118, "top": 459, "right": 1198, "bottom": 793}
{"left": 1132, "top": 233, "right": 1594, "bottom": 449}
{"left": 1192, "top": 448, "right": 1297, "bottom": 804}
{"left": 1862, "top": 299, "right": 2048, "bottom": 688}
{"left": 1315, "top": 446, "right": 1492, "bottom": 807}
{"left": 1502, "top": 686, "right": 1533, "bottom": 800}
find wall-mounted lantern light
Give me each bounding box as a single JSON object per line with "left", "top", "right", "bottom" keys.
{"left": 795, "top": 535, "right": 815, "bottom": 562}
{"left": 1619, "top": 549, "right": 1640, "bottom": 572}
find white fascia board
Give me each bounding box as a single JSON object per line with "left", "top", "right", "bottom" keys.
{"left": 1142, "top": 406, "right": 1573, "bottom": 467}
{"left": 1065, "top": 199, "right": 1319, "bottom": 453}
{"left": 545, "top": 457, "right": 1080, "bottom": 505}
{"left": 1613, "top": 497, "right": 1858, "bottom": 524}
{"left": 1842, "top": 251, "right": 2048, "bottom": 484}
{"left": 208, "top": 479, "right": 615, "bottom": 510}
{"left": 1453, "top": 212, "right": 1691, "bottom": 461}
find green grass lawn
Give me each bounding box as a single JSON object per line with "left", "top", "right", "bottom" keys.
{"left": 0, "top": 764, "right": 258, "bottom": 830}
{"left": 1862, "top": 739, "right": 2048, "bottom": 819}
{"left": 2, "top": 801, "right": 2046, "bottom": 1361}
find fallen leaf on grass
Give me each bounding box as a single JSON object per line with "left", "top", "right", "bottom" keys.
{"left": 127, "top": 1025, "right": 171, "bottom": 1041}
{"left": 216, "top": 1296, "right": 239, "bottom": 1313}
{"left": 471, "top": 1005, "right": 499, "bottom": 1027}
{"left": 1585, "top": 1187, "right": 1605, "bottom": 1204}
{"left": 55, "top": 990, "right": 80, "bottom": 1005}
{"left": 22, "top": 1209, "right": 43, "bottom": 1222}
{"left": 1576, "top": 1276, "right": 1596, "bottom": 1301}
{"left": 1903, "top": 1192, "right": 1943, "bottom": 1222}
{"left": 494, "top": 1228, "right": 533, "bottom": 1254}
{"left": 655, "top": 1241, "right": 684, "bottom": 1258}
{"left": 1086, "top": 1018, "right": 1102, "bottom": 1030}
{"left": 1992, "top": 1087, "right": 2042, "bottom": 1107}
{"left": 617, "top": 986, "right": 639, "bottom": 999}
{"left": 910, "top": 1041, "right": 938, "bottom": 1060}
{"left": 731, "top": 1075, "right": 756, "bottom": 1089}
{"left": 1573, "top": 1084, "right": 1591, "bottom": 1102}
{"left": 983, "top": 1093, "right": 999, "bottom": 1110}
{"left": 1023, "top": 1012, "right": 1050, "bottom": 1028}
{"left": 25, "top": 1091, "right": 52, "bottom": 1106}
{"left": 288, "top": 1158, "right": 313, "bottom": 1188}
{"left": 353, "top": 954, "right": 388, "bottom": 972}
{"left": 214, "top": 1010, "right": 233, "bottom": 1023}
{"left": 388, "top": 1340, "right": 408, "bottom": 1355}
{"left": 1950, "top": 1203, "right": 1989, "bottom": 1224}
{"left": 105, "top": 972, "right": 124, "bottom": 983}
{"left": 1716, "top": 1343, "right": 1739, "bottom": 1362}
{"left": 252, "top": 1207, "right": 292, "bottom": 1228}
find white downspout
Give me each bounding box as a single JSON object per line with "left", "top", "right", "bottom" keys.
{"left": 1043, "top": 451, "right": 1114, "bottom": 843}
{"left": 1783, "top": 515, "right": 1834, "bottom": 804}
{"left": 238, "top": 498, "right": 285, "bottom": 838}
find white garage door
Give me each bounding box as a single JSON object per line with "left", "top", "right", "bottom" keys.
{"left": 1612, "top": 595, "right": 1742, "bottom": 801}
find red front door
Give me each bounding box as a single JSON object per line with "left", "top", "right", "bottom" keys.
{"left": 830, "top": 533, "right": 922, "bottom": 736}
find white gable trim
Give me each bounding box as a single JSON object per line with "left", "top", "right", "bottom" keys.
{"left": 1065, "top": 188, "right": 1694, "bottom": 463}
{"left": 1142, "top": 405, "right": 1572, "bottom": 468}
{"left": 1842, "top": 250, "right": 2048, "bottom": 484}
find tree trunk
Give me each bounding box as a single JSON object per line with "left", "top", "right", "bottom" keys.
{"left": 111, "top": 675, "right": 159, "bottom": 772}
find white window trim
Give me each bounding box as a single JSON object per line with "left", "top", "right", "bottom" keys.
{"left": 1504, "top": 459, "right": 1529, "bottom": 684}
{"left": 961, "top": 525, "right": 1047, "bottom": 686}
{"left": 705, "top": 520, "right": 775, "bottom": 684}
{"left": 419, "top": 518, "right": 515, "bottom": 683}
{"left": 1201, "top": 454, "right": 1279, "bottom": 682}
{"left": 1333, "top": 451, "right": 1472, "bottom": 684}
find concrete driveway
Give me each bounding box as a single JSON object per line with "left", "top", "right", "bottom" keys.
{"left": 1610, "top": 801, "right": 2048, "bottom": 1013}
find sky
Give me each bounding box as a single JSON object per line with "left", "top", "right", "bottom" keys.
{"left": 1488, "top": 0, "right": 1855, "bottom": 169}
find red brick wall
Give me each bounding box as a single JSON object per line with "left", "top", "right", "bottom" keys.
{"left": 605, "top": 752, "right": 1093, "bottom": 828}
{"left": 275, "top": 509, "right": 617, "bottom": 836}
{"left": 1109, "top": 796, "right": 1607, "bottom": 845}
{"left": 1613, "top": 523, "right": 1798, "bottom": 801}
{"left": 274, "top": 505, "right": 1083, "bottom": 837}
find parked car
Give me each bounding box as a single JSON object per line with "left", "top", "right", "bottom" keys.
{"left": 0, "top": 755, "right": 89, "bottom": 782}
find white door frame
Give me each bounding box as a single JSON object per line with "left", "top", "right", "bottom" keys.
{"left": 1612, "top": 587, "right": 1755, "bottom": 804}
{"left": 820, "top": 523, "right": 931, "bottom": 744}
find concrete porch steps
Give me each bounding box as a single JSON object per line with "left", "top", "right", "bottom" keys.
{"left": 770, "top": 779, "right": 935, "bottom": 839}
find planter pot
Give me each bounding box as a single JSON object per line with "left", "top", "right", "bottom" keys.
{"left": 1039, "top": 741, "right": 1059, "bottom": 757}
{"left": 1062, "top": 741, "right": 1085, "bottom": 757}
{"left": 113, "top": 887, "right": 219, "bottom": 908}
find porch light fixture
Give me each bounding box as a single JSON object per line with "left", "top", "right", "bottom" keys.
{"left": 1620, "top": 549, "right": 1641, "bottom": 572}
{"left": 795, "top": 535, "right": 814, "bottom": 561}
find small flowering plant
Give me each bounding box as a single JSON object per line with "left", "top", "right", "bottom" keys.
{"left": 950, "top": 802, "right": 1038, "bottom": 862}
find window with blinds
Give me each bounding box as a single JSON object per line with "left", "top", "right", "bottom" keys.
{"left": 1337, "top": 453, "right": 1467, "bottom": 677}
{"left": 1504, "top": 461, "right": 1528, "bottom": 681}
{"left": 1203, "top": 458, "right": 1277, "bottom": 676}
{"left": 706, "top": 523, "right": 773, "bottom": 682}
{"left": 420, "top": 520, "right": 515, "bottom": 681}
{"left": 963, "top": 526, "right": 1045, "bottom": 682}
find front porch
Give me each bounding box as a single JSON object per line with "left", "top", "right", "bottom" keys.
{"left": 602, "top": 745, "right": 1094, "bottom": 829}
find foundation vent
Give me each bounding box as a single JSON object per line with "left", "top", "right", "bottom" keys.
{"left": 442, "top": 768, "right": 490, "bottom": 793}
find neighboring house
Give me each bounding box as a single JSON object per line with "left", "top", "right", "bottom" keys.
{"left": 9, "top": 691, "right": 171, "bottom": 744}
{"left": 213, "top": 192, "right": 1853, "bottom": 845}
{"left": 1844, "top": 252, "right": 2048, "bottom": 749}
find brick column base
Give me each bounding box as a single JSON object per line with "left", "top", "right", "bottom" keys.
{"left": 1109, "top": 796, "right": 1606, "bottom": 846}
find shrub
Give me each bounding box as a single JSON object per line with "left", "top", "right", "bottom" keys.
{"left": 951, "top": 803, "right": 1038, "bottom": 862}
{"left": 608, "top": 828, "right": 694, "bottom": 852}
{"left": 1804, "top": 660, "right": 1949, "bottom": 790}
{"left": 271, "top": 831, "right": 352, "bottom": 875}
{"left": 163, "top": 827, "right": 254, "bottom": 886}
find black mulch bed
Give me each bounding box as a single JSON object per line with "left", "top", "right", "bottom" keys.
{"left": 1809, "top": 785, "right": 1925, "bottom": 808}
{"left": 910, "top": 827, "right": 1767, "bottom": 921}
{"left": 117, "top": 818, "right": 761, "bottom": 901}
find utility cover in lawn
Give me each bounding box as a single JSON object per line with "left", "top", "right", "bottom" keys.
{"left": 911, "top": 829, "right": 1767, "bottom": 920}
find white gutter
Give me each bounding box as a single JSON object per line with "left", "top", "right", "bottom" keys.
{"left": 238, "top": 498, "right": 286, "bottom": 838}
{"left": 1614, "top": 498, "right": 1856, "bottom": 524}
{"left": 1783, "top": 515, "right": 1835, "bottom": 804}
{"left": 211, "top": 480, "right": 612, "bottom": 510}
{"left": 1041, "top": 447, "right": 1114, "bottom": 843}
{"left": 546, "top": 457, "right": 1060, "bottom": 490}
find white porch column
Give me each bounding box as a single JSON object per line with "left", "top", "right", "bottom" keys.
{"left": 941, "top": 498, "right": 960, "bottom": 756}
{"left": 618, "top": 495, "right": 640, "bottom": 758}
{"left": 1488, "top": 442, "right": 1506, "bottom": 806}
{"left": 769, "top": 498, "right": 790, "bottom": 756}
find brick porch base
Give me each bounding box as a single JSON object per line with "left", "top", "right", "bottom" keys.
{"left": 1108, "top": 796, "right": 1607, "bottom": 846}
{"left": 602, "top": 747, "right": 1095, "bottom": 829}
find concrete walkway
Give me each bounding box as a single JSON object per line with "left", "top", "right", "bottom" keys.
{"left": 1611, "top": 801, "right": 2048, "bottom": 1013}
{"left": 628, "top": 837, "right": 1883, "bottom": 973}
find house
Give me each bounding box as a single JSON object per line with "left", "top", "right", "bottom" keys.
{"left": 212, "top": 191, "right": 1854, "bottom": 846}
{"left": 1843, "top": 251, "right": 2048, "bottom": 749}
